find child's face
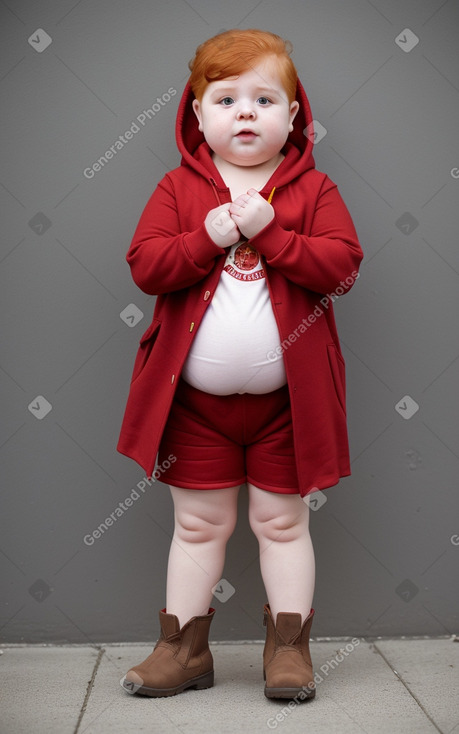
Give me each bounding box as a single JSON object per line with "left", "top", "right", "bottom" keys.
{"left": 192, "top": 56, "right": 299, "bottom": 168}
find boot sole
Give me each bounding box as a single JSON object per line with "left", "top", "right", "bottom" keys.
{"left": 263, "top": 667, "right": 315, "bottom": 700}
{"left": 121, "top": 670, "right": 214, "bottom": 697}
{"left": 264, "top": 685, "right": 316, "bottom": 700}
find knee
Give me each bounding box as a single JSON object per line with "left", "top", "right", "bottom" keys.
{"left": 249, "top": 507, "right": 309, "bottom": 544}
{"left": 175, "top": 510, "right": 237, "bottom": 545}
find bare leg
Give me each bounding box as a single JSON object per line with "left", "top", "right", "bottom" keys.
{"left": 248, "top": 484, "right": 315, "bottom": 623}
{"left": 166, "top": 484, "right": 240, "bottom": 628}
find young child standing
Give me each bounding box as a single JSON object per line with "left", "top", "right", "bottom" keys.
{"left": 118, "top": 28, "right": 363, "bottom": 700}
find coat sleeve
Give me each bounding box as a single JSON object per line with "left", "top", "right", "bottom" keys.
{"left": 250, "top": 176, "right": 363, "bottom": 294}
{"left": 126, "top": 175, "right": 223, "bottom": 295}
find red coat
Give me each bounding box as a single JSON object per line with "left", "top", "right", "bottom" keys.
{"left": 117, "top": 78, "right": 364, "bottom": 496}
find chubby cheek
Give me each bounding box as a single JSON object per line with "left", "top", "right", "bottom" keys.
{"left": 267, "top": 116, "right": 291, "bottom": 144}
{"left": 211, "top": 113, "right": 232, "bottom": 134}
{"left": 201, "top": 118, "right": 228, "bottom": 142}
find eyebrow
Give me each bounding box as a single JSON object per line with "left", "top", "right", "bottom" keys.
{"left": 210, "top": 85, "right": 281, "bottom": 98}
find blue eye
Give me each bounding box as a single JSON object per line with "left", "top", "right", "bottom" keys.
{"left": 257, "top": 97, "right": 271, "bottom": 105}
{"left": 219, "top": 97, "right": 234, "bottom": 105}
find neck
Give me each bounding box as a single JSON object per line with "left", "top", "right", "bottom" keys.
{"left": 212, "top": 153, "right": 284, "bottom": 178}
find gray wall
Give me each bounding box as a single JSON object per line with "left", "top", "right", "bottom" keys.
{"left": 1, "top": 0, "right": 458, "bottom": 644}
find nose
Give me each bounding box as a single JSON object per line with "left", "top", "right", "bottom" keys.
{"left": 236, "top": 103, "right": 256, "bottom": 120}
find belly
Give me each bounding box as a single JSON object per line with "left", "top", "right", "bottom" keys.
{"left": 181, "top": 270, "right": 286, "bottom": 395}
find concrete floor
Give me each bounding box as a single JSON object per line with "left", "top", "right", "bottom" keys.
{"left": 1, "top": 638, "right": 458, "bottom": 733}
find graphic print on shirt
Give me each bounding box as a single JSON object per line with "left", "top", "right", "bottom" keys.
{"left": 224, "top": 242, "right": 265, "bottom": 281}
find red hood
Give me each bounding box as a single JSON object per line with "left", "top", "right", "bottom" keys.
{"left": 175, "top": 77, "right": 316, "bottom": 190}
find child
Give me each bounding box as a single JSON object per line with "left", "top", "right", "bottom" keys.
{"left": 118, "top": 28, "right": 363, "bottom": 700}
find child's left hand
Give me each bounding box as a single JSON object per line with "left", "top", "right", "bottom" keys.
{"left": 229, "top": 189, "right": 274, "bottom": 240}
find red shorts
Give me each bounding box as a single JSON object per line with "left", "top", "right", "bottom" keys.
{"left": 157, "top": 378, "right": 299, "bottom": 494}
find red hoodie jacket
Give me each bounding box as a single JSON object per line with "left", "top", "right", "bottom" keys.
{"left": 117, "top": 78, "right": 363, "bottom": 496}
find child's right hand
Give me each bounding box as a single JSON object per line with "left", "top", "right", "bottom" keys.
{"left": 204, "top": 204, "right": 241, "bottom": 248}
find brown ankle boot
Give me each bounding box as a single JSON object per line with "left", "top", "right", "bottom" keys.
{"left": 263, "top": 603, "right": 316, "bottom": 700}
{"left": 121, "top": 608, "right": 215, "bottom": 697}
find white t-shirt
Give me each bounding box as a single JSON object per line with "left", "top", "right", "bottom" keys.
{"left": 181, "top": 241, "right": 286, "bottom": 395}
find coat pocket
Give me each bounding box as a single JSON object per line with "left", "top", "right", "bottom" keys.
{"left": 131, "top": 318, "right": 161, "bottom": 383}
{"left": 327, "top": 344, "right": 346, "bottom": 415}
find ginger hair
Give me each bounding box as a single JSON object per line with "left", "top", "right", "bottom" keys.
{"left": 188, "top": 29, "right": 298, "bottom": 103}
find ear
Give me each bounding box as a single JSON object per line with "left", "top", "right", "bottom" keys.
{"left": 288, "top": 100, "right": 299, "bottom": 132}
{"left": 192, "top": 99, "right": 203, "bottom": 132}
